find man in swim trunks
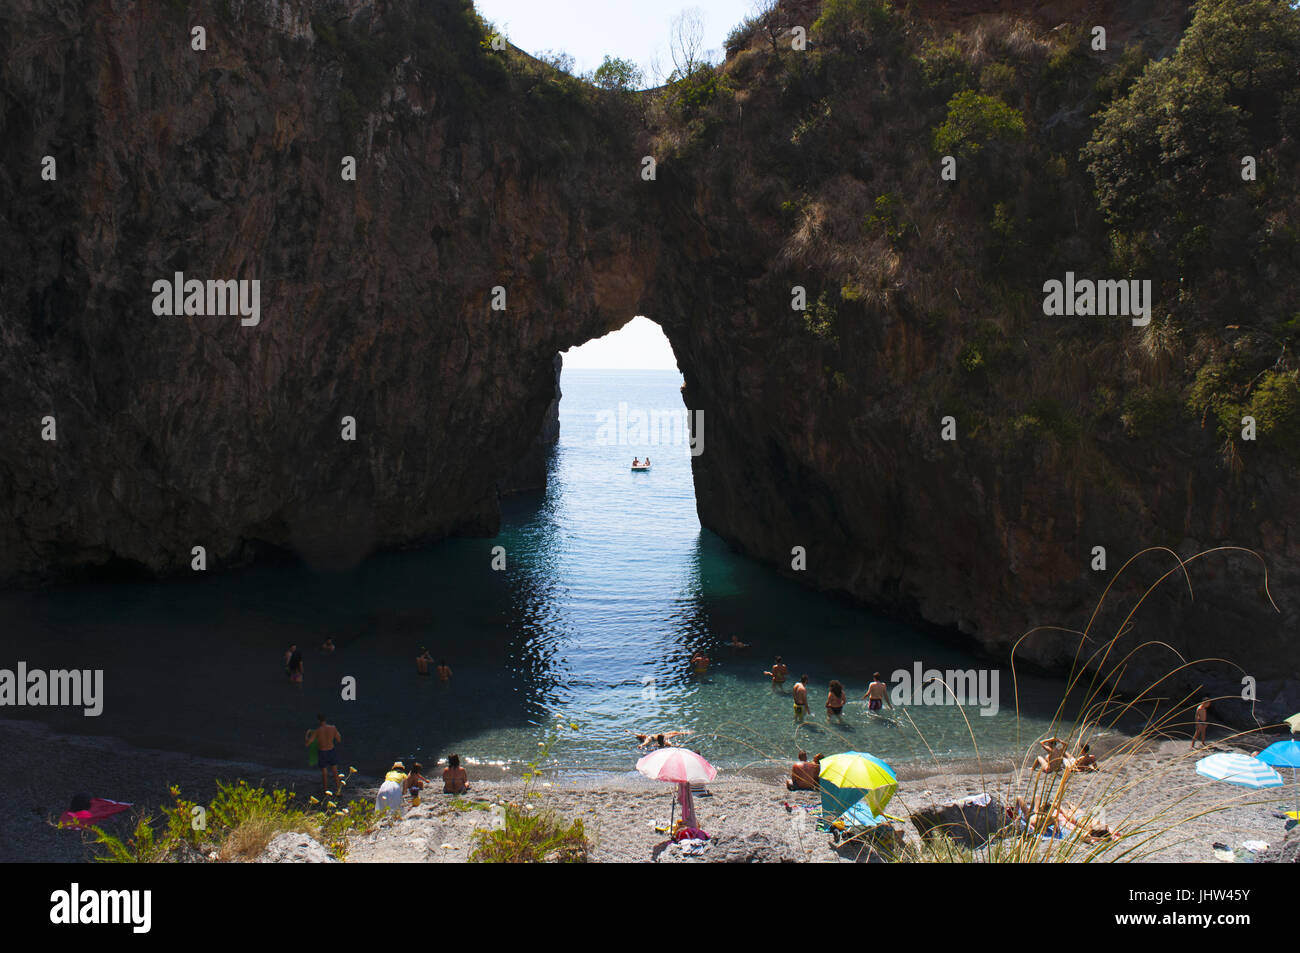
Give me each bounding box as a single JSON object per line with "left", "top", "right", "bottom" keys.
{"left": 792, "top": 675, "right": 810, "bottom": 722}
{"left": 786, "top": 750, "right": 821, "bottom": 791}
{"left": 305, "top": 714, "right": 342, "bottom": 792}
{"left": 863, "top": 672, "right": 891, "bottom": 712}
{"left": 416, "top": 648, "right": 433, "bottom": 675}
{"left": 764, "top": 656, "right": 788, "bottom": 690}
{"left": 690, "top": 651, "right": 710, "bottom": 675}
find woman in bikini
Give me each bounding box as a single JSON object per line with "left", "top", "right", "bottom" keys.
{"left": 826, "top": 679, "right": 847, "bottom": 724}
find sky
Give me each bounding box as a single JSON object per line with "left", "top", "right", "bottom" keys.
{"left": 472, "top": 0, "right": 755, "bottom": 83}
{"left": 474, "top": 1, "right": 745, "bottom": 370}
{"left": 562, "top": 316, "right": 680, "bottom": 370}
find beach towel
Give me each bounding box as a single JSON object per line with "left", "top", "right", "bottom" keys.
{"left": 307, "top": 739, "right": 319, "bottom": 767}
{"left": 59, "top": 798, "right": 132, "bottom": 830}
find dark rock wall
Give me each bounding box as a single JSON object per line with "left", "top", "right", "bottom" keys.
{"left": 0, "top": 0, "right": 1294, "bottom": 717}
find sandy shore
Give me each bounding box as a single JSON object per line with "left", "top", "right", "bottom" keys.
{"left": 3, "top": 719, "right": 1292, "bottom": 863}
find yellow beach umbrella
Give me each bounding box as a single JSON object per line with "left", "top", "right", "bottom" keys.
{"left": 819, "top": 751, "right": 898, "bottom": 817}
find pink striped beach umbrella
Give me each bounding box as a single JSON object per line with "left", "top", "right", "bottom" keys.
{"left": 636, "top": 748, "right": 717, "bottom": 830}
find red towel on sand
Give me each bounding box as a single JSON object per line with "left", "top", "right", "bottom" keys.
{"left": 59, "top": 798, "right": 132, "bottom": 829}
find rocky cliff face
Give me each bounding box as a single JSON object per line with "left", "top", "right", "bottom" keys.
{"left": 0, "top": 0, "right": 1295, "bottom": 716}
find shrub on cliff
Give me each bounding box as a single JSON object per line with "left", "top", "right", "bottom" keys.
{"left": 813, "top": 0, "right": 896, "bottom": 46}
{"left": 932, "top": 91, "right": 1026, "bottom": 159}
{"left": 1085, "top": 0, "right": 1300, "bottom": 297}
{"left": 590, "top": 55, "right": 643, "bottom": 92}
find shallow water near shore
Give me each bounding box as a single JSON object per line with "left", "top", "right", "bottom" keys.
{"left": 0, "top": 368, "right": 1085, "bottom": 776}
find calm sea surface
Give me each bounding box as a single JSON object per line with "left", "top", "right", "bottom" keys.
{"left": 0, "top": 368, "right": 1077, "bottom": 777}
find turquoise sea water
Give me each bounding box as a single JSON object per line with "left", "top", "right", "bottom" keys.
{"left": 0, "top": 368, "right": 1075, "bottom": 777}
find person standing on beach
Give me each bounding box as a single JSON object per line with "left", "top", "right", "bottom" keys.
{"left": 1192, "top": 699, "right": 1212, "bottom": 748}
{"left": 792, "top": 675, "right": 810, "bottom": 723}
{"left": 305, "top": 714, "right": 342, "bottom": 792}
{"left": 863, "top": 673, "right": 891, "bottom": 713}
{"left": 764, "top": 657, "right": 788, "bottom": 691}
{"left": 285, "top": 644, "right": 303, "bottom": 684}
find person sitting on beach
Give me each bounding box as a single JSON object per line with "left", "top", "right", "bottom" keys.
{"left": 787, "top": 750, "right": 822, "bottom": 791}
{"left": 862, "top": 673, "right": 891, "bottom": 712}
{"left": 405, "top": 762, "right": 433, "bottom": 804}
{"left": 437, "top": 659, "right": 452, "bottom": 682}
{"left": 826, "top": 680, "right": 847, "bottom": 724}
{"left": 792, "top": 676, "right": 810, "bottom": 723}
{"left": 728, "top": 635, "right": 750, "bottom": 649}
{"left": 690, "top": 651, "right": 710, "bottom": 675}
{"left": 1071, "top": 744, "right": 1098, "bottom": 771}
{"left": 443, "top": 754, "right": 470, "bottom": 794}
{"left": 415, "top": 648, "right": 433, "bottom": 675}
{"left": 1033, "top": 737, "right": 1069, "bottom": 773}
{"left": 764, "top": 657, "right": 788, "bottom": 689}
{"left": 376, "top": 761, "right": 408, "bottom": 814}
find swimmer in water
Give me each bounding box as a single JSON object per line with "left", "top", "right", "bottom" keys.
{"left": 627, "top": 730, "right": 691, "bottom": 749}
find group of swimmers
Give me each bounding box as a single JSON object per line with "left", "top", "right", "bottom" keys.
{"left": 283, "top": 642, "right": 454, "bottom": 684}
{"left": 763, "top": 660, "right": 894, "bottom": 725}
{"left": 415, "top": 648, "right": 452, "bottom": 680}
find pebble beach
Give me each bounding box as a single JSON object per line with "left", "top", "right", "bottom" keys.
{"left": 4, "top": 719, "right": 1292, "bottom": 864}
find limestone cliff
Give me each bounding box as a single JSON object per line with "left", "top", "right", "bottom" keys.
{"left": 0, "top": 0, "right": 1296, "bottom": 717}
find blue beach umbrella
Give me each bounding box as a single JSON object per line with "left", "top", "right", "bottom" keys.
{"left": 1195, "top": 752, "right": 1284, "bottom": 789}
{"left": 1257, "top": 740, "right": 1300, "bottom": 817}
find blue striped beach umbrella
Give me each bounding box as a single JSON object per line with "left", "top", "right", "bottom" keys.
{"left": 1195, "top": 752, "right": 1284, "bottom": 789}
{"left": 1257, "top": 740, "right": 1300, "bottom": 817}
